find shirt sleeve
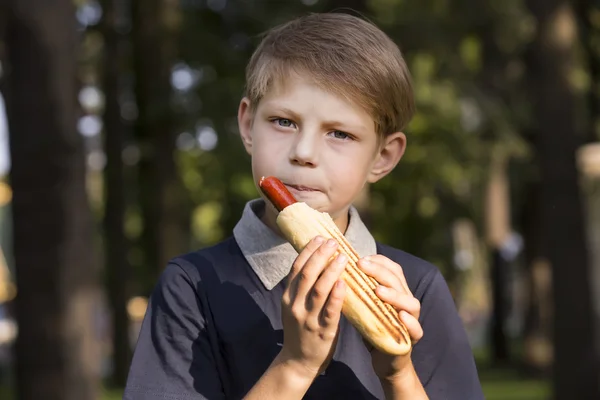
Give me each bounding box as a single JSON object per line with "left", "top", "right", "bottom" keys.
{"left": 123, "top": 262, "right": 226, "bottom": 400}
{"left": 412, "top": 269, "right": 485, "bottom": 400}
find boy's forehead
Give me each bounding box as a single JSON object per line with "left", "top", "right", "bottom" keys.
{"left": 263, "top": 71, "right": 315, "bottom": 97}
{"left": 259, "top": 74, "right": 374, "bottom": 124}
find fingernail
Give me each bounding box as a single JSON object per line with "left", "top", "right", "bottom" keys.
{"left": 327, "top": 239, "right": 337, "bottom": 247}
{"left": 336, "top": 254, "right": 347, "bottom": 264}
{"left": 377, "top": 285, "right": 389, "bottom": 295}
{"left": 314, "top": 236, "right": 324, "bottom": 244}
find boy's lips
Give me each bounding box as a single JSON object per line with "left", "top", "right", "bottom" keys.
{"left": 284, "top": 183, "right": 319, "bottom": 192}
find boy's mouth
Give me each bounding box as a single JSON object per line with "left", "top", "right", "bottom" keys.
{"left": 284, "top": 183, "right": 319, "bottom": 192}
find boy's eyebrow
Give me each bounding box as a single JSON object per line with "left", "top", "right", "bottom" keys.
{"left": 268, "top": 106, "right": 301, "bottom": 120}
{"left": 321, "top": 118, "right": 368, "bottom": 133}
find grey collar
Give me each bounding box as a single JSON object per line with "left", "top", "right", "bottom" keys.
{"left": 233, "top": 199, "right": 377, "bottom": 290}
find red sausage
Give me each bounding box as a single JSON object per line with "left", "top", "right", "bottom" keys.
{"left": 259, "top": 176, "right": 297, "bottom": 212}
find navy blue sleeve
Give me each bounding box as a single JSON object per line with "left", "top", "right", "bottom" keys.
{"left": 412, "top": 269, "right": 484, "bottom": 399}
{"left": 123, "top": 263, "right": 226, "bottom": 400}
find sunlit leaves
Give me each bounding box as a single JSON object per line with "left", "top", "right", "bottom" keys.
{"left": 125, "top": 206, "right": 144, "bottom": 240}
{"left": 230, "top": 174, "right": 259, "bottom": 200}
{"left": 166, "top": 0, "right": 540, "bottom": 269}
{"left": 460, "top": 36, "right": 482, "bottom": 72}
{"left": 362, "top": 0, "right": 532, "bottom": 267}
{"left": 192, "top": 201, "right": 224, "bottom": 245}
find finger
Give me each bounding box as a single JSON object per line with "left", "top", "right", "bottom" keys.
{"left": 399, "top": 310, "right": 424, "bottom": 344}
{"left": 358, "top": 257, "right": 405, "bottom": 294}
{"left": 293, "top": 239, "right": 339, "bottom": 303}
{"left": 307, "top": 253, "right": 347, "bottom": 312}
{"left": 369, "top": 255, "right": 411, "bottom": 295}
{"left": 362, "top": 255, "right": 411, "bottom": 295}
{"left": 320, "top": 279, "right": 346, "bottom": 329}
{"left": 288, "top": 236, "right": 326, "bottom": 282}
{"left": 284, "top": 236, "right": 326, "bottom": 304}
{"left": 375, "top": 287, "right": 421, "bottom": 320}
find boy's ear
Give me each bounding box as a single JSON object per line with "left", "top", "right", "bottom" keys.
{"left": 367, "top": 131, "right": 407, "bottom": 183}
{"left": 238, "top": 97, "right": 253, "bottom": 155}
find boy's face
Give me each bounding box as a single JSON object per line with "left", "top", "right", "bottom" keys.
{"left": 238, "top": 74, "right": 406, "bottom": 229}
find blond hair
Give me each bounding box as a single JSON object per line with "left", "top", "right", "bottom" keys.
{"left": 245, "top": 13, "right": 415, "bottom": 136}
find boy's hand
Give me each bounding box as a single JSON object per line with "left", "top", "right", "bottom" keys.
{"left": 279, "top": 236, "right": 347, "bottom": 379}
{"left": 358, "top": 255, "right": 423, "bottom": 382}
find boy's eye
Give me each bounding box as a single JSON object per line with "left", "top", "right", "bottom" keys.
{"left": 275, "top": 118, "right": 295, "bottom": 128}
{"left": 331, "top": 130, "right": 351, "bottom": 140}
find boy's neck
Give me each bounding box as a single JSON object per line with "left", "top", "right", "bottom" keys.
{"left": 260, "top": 202, "right": 350, "bottom": 238}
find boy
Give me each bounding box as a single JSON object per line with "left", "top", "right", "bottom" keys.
{"left": 124, "top": 12, "right": 484, "bottom": 399}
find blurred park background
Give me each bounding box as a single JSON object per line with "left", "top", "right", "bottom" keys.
{"left": 0, "top": 0, "right": 599, "bottom": 399}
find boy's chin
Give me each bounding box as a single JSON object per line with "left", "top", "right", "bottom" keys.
{"left": 302, "top": 200, "right": 341, "bottom": 217}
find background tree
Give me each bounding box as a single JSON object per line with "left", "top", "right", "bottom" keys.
{"left": 132, "top": 0, "right": 189, "bottom": 293}
{"left": 525, "top": 0, "right": 600, "bottom": 398}
{"left": 100, "top": 0, "right": 131, "bottom": 388}
{"left": 3, "top": 0, "right": 101, "bottom": 399}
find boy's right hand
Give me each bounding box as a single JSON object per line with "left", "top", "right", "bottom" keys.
{"left": 279, "top": 236, "right": 348, "bottom": 379}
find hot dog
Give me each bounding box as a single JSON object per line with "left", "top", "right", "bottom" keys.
{"left": 259, "top": 176, "right": 297, "bottom": 212}
{"left": 259, "top": 176, "right": 411, "bottom": 355}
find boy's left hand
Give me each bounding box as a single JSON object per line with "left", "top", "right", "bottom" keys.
{"left": 358, "top": 255, "right": 423, "bottom": 381}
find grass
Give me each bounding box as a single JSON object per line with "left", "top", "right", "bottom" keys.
{"left": 475, "top": 346, "right": 551, "bottom": 400}
{"left": 479, "top": 365, "right": 550, "bottom": 400}
{"left": 102, "top": 388, "right": 123, "bottom": 400}
{"left": 1, "top": 354, "right": 551, "bottom": 400}
{"left": 0, "top": 385, "right": 10, "bottom": 399}
{"left": 96, "top": 372, "right": 553, "bottom": 400}
{"left": 2, "top": 374, "right": 551, "bottom": 400}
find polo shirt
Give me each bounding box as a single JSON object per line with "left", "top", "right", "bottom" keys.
{"left": 123, "top": 199, "right": 484, "bottom": 399}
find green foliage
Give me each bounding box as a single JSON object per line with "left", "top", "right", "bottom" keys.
{"left": 96, "top": 0, "right": 585, "bottom": 285}
{"left": 156, "top": 0, "right": 544, "bottom": 276}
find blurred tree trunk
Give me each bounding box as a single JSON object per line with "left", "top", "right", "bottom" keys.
{"left": 484, "top": 151, "right": 512, "bottom": 364}
{"left": 576, "top": 0, "right": 600, "bottom": 144}
{"left": 3, "top": 1, "right": 100, "bottom": 399}
{"left": 521, "top": 181, "right": 553, "bottom": 375}
{"left": 100, "top": 0, "right": 131, "bottom": 388}
{"left": 525, "top": 0, "right": 600, "bottom": 398}
{"left": 0, "top": 1, "right": 6, "bottom": 57}
{"left": 132, "top": 0, "right": 187, "bottom": 292}
{"left": 478, "top": 20, "right": 513, "bottom": 365}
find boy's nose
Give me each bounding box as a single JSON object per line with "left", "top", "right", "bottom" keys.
{"left": 289, "top": 132, "right": 319, "bottom": 167}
